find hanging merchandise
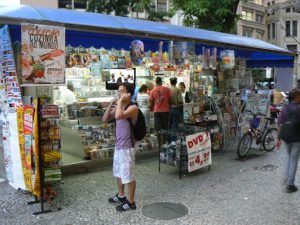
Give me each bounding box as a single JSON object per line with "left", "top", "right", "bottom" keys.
{"left": 159, "top": 41, "right": 163, "bottom": 67}
{"left": 168, "top": 41, "right": 174, "bottom": 65}
{"left": 186, "top": 42, "right": 195, "bottom": 67}
{"left": 210, "top": 48, "right": 217, "bottom": 70}
{"left": 202, "top": 47, "right": 210, "bottom": 70}
{"left": 130, "top": 40, "right": 144, "bottom": 66}
{"left": 0, "top": 25, "right": 25, "bottom": 190}
{"left": 173, "top": 41, "right": 188, "bottom": 65}
{"left": 17, "top": 107, "right": 33, "bottom": 192}
{"left": 109, "top": 48, "right": 118, "bottom": 69}
{"left": 220, "top": 50, "right": 235, "bottom": 70}
{"left": 101, "top": 54, "right": 110, "bottom": 69}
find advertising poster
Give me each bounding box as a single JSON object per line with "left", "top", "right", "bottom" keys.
{"left": 21, "top": 23, "right": 65, "bottom": 85}
{"left": 23, "top": 106, "right": 34, "bottom": 135}
{"left": 32, "top": 99, "right": 41, "bottom": 198}
{"left": 17, "top": 107, "right": 32, "bottom": 192}
{"left": 186, "top": 131, "right": 212, "bottom": 172}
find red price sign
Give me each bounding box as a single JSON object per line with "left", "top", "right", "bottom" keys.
{"left": 186, "top": 132, "right": 211, "bottom": 172}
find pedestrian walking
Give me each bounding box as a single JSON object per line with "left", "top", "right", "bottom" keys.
{"left": 149, "top": 77, "right": 171, "bottom": 143}
{"left": 136, "top": 84, "right": 150, "bottom": 131}
{"left": 102, "top": 82, "right": 139, "bottom": 211}
{"left": 278, "top": 88, "right": 300, "bottom": 193}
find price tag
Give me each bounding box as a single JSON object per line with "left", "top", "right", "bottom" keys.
{"left": 186, "top": 131, "right": 211, "bottom": 172}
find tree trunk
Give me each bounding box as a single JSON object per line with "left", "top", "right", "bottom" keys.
{"left": 223, "top": 0, "right": 240, "bottom": 33}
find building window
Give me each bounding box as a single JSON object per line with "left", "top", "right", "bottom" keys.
{"left": 293, "top": 20, "right": 297, "bottom": 36}
{"left": 243, "top": 28, "right": 253, "bottom": 37}
{"left": 157, "top": 0, "right": 167, "bottom": 12}
{"left": 254, "top": 0, "right": 263, "bottom": 5}
{"left": 286, "top": 21, "right": 291, "bottom": 37}
{"left": 272, "top": 1, "right": 275, "bottom": 4}
{"left": 286, "top": 7, "right": 291, "bottom": 13}
{"left": 268, "top": 24, "right": 271, "bottom": 39}
{"left": 242, "top": 10, "right": 253, "bottom": 21}
{"left": 287, "top": 44, "right": 297, "bottom": 52}
{"left": 58, "top": 0, "right": 86, "bottom": 9}
{"left": 256, "top": 30, "right": 264, "bottom": 40}
{"left": 256, "top": 14, "right": 263, "bottom": 23}
{"left": 272, "top": 22, "right": 275, "bottom": 39}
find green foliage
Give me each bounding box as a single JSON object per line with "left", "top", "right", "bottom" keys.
{"left": 87, "top": 0, "right": 131, "bottom": 16}
{"left": 251, "top": 68, "right": 266, "bottom": 82}
{"left": 86, "top": 0, "right": 173, "bottom": 21}
{"left": 171, "top": 0, "right": 242, "bottom": 33}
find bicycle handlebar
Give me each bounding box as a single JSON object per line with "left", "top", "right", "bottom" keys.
{"left": 245, "top": 110, "right": 266, "bottom": 117}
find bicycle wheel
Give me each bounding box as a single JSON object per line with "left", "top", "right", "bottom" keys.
{"left": 237, "top": 132, "right": 253, "bottom": 158}
{"left": 263, "top": 128, "right": 278, "bottom": 152}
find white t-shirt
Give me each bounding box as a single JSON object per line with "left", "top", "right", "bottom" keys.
{"left": 61, "top": 89, "right": 77, "bottom": 105}
{"left": 136, "top": 93, "right": 149, "bottom": 109}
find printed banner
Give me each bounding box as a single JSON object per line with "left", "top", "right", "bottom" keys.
{"left": 1, "top": 25, "right": 24, "bottom": 188}
{"left": 17, "top": 107, "right": 32, "bottom": 192}
{"left": 21, "top": 23, "right": 65, "bottom": 85}
{"left": 32, "top": 99, "right": 41, "bottom": 198}
{"left": 186, "top": 131, "right": 212, "bottom": 172}
{"left": 23, "top": 106, "right": 34, "bottom": 135}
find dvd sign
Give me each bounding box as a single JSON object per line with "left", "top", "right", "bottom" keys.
{"left": 186, "top": 131, "right": 211, "bottom": 172}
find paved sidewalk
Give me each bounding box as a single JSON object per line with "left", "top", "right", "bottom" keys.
{"left": 0, "top": 147, "right": 300, "bottom": 225}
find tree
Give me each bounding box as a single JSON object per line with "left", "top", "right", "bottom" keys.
{"left": 130, "top": 0, "right": 173, "bottom": 21}
{"left": 86, "top": 0, "right": 173, "bottom": 21}
{"left": 171, "top": 0, "right": 242, "bottom": 33}
{"left": 86, "top": 0, "right": 132, "bottom": 16}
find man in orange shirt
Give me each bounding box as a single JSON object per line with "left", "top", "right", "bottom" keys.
{"left": 149, "top": 77, "right": 171, "bottom": 143}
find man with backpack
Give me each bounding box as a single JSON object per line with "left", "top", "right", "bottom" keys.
{"left": 278, "top": 88, "right": 300, "bottom": 193}
{"left": 102, "top": 82, "right": 144, "bottom": 211}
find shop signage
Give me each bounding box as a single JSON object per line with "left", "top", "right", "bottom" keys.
{"left": 23, "top": 106, "right": 34, "bottom": 135}
{"left": 17, "top": 107, "right": 33, "bottom": 192}
{"left": 21, "top": 23, "right": 65, "bottom": 86}
{"left": 186, "top": 131, "right": 211, "bottom": 172}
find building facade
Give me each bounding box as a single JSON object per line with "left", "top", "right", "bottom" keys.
{"left": 236, "top": 0, "right": 266, "bottom": 40}
{"left": 0, "top": 0, "right": 58, "bottom": 8}
{"left": 265, "top": 0, "right": 300, "bottom": 75}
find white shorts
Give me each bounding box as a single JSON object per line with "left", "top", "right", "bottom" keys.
{"left": 113, "top": 148, "right": 136, "bottom": 184}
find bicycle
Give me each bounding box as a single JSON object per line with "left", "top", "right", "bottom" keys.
{"left": 237, "top": 110, "right": 278, "bottom": 158}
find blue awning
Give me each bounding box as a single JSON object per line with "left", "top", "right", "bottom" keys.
{"left": 0, "top": 5, "right": 296, "bottom": 68}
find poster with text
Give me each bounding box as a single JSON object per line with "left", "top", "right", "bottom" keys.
{"left": 186, "top": 131, "right": 212, "bottom": 172}
{"left": 23, "top": 106, "right": 34, "bottom": 135}
{"left": 21, "top": 23, "right": 65, "bottom": 85}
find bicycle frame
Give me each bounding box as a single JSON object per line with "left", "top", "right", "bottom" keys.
{"left": 249, "top": 115, "right": 271, "bottom": 143}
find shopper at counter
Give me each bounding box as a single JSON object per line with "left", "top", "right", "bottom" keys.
{"left": 146, "top": 80, "right": 154, "bottom": 112}
{"left": 169, "top": 77, "right": 183, "bottom": 142}
{"left": 102, "top": 82, "right": 138, "bottom": 212}
{"left": 136, "top": 84, "right": 150, "bottom": 131}
{"left": 61, "top": 82, "right": 77, "bottom": 105}
{"left": 146, "top": 80, "right": 154, "bottom": 95}
{"left": 178, "top": 82, "right": 191, "bottom": 104}
{"left": 149, "top": 77, "right": 171, "bottom": 143}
